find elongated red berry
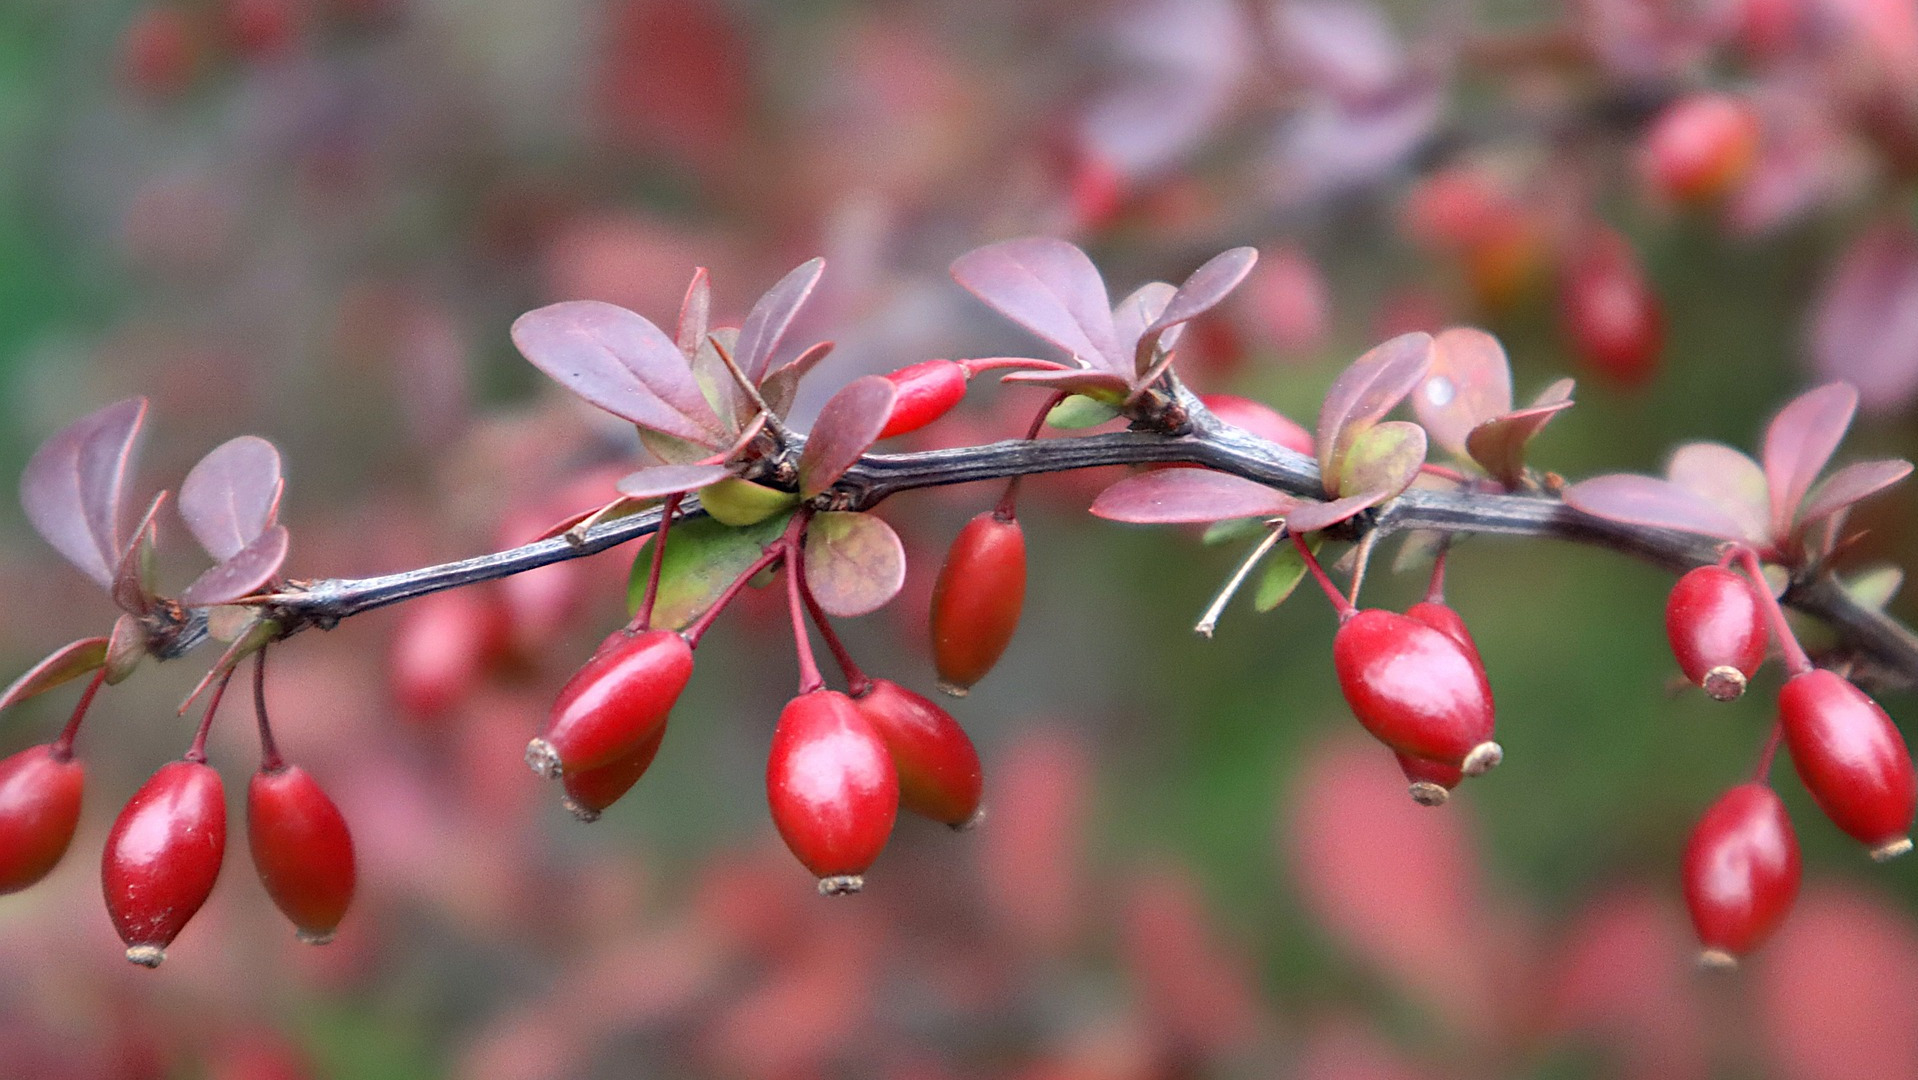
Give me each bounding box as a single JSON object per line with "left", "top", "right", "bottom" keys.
{"left": 1684, "top": 782, "right": 1799, "bottom": 966}
{"left": 561, "top": 723, "right": 667, "bottom": 822}
{"left": 103, "top": 759, "right": 226, "bottom": 967}
{"left": 527, "top": 627, "right": 693, "bottom": 778}
{"left": 1779, "top": 670, "right": 1917, "bottom": 860}
{"left": 1560, "top": 230, "right": 1663, "bottom": 387}
{"left": 853, "top": 678, "right": 983, "bottom": 828}
{"left": 1395, "top": 751, "right": 1463, "bottom": 807}
{"left": 0, "top": 745, "right": 85, "bottom": 894}
{"left": 1405, "top": 599, "right": 1482, "bottom": 667}
{"left": 248, "top": 765, "right": 355, "bottom": 943}
{"left": 929, "top": 512, "right": 1026, "bottom": 696}
{"left": 1333, "top": 610, "right": 1500, "bottom": 775}
{"left": 1665, "top": 566, "right": 1767, "bottom": 700}
{"left": 879, "top": 360, "right": 970, "bottom": 439}
{"left": 767, "top": 690, "right": 898, "bottom": 894}
{"left": 1640, "top": 93, "right": 1761, "bottom": 205}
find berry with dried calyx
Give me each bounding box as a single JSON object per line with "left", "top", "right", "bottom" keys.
{"left": 0, "top": 745, "right": 85, "bottom": 894}
{"left": 1779, "top": 669, "right": 1917, "bottom": 860}
{"left": 561, "top": 724, "right": 667, "bottom": 822}
{"left": 102, "top": 759, "right": 226, "bottom": 967}
{"left": 853, "top": 678, "right": 983, "bottom": 828}
{"left": 527, "top": 627, "right": 693, "bottom": 778}
{"left": 248, "top": 764, "right": 356, "bottom": 944}
{"left": 1395, "top": 751, "right": 1464, "bottom": 807}
{"left": 767, "top": 690, "right": 898, "bottom": 894}
{"left": 1683, "top": 782, "right": 1799, "bottom": 967}
{"left": 929, "top": 511, "right": 1026, "bottom": 696}
{"left": 879, "top": 360, "right": 970, "bottom": 440}
{"left": 1665, "top": 565, "right": 1768, "bottom": 701}
{"left": 1333, "top": 609, "right": 1500, "bottom": 775}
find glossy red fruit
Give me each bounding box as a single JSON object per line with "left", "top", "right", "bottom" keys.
{"left": 0, "top": 745, "right": 85, "bottom": 894}
{"left": 527, "top": 627, "right": 694, "bottom": 778}
{"left": 102, "top": 759, "right": 226, "bottom": 967}
{"left": 879, "top": 360, "right": 969, "bottom": 440}
{"left": 1779, "top": 670, "right": 1917, "bottom": 860}
{"left": 1665, "top": 566, "right": 1767, "bottom": 700}
{"left": 1640, "top": 94, "right": 1761, "bottom": 205}
{"left": 248, "top": 765, "right": 355, "bottom": 943}
{"left": 1560, "top": 231, "right": 1663, "bottom": 388}
{"left": 1405, "top": 599, "right": 1482, "bottom": 668}
{"left": 561, "top": 723, "right": 667, "bottom": 822}
{"left": 1395, "top": 751, "right": 1463, "bottom": 807}
{"left": 766, "top": 690, "right": 898, "bottom": 893}
{"left": 1683, "top": 782, "right": 1800, "bottom": 966}
{"left": 852, "top": 678, "right": 983, "bottom": 828}
{"left": 1333, "top": 610, "right": 1500, "bottom": 774}
{"left": 929, "top": 512, "right": 1026, "bottom": 695}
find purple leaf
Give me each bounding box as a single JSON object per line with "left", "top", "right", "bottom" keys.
{"left": 999, "top": 368, "right": 1135, "bottom": 402}
{"left": 1414, "top": 328, "right": 1512, "bottom": 458}
{"left": 797, "top": 376, "right": 897, "bottom": 499}
{"left": 803, "top": 511, "right": 906, "bottom": 618}
{"left": 112, "top": 491, "right": 168, "bottom": 616}
{"left": 1091, "top": 469, "right": 1298, "bottom": 524}
{"left": 1562, "top": 474, "right": 1750, "bottom": 541}
{"left": 691, "top": 326, "right": 746, "bottom": 430}
{"left": 676, "top": 267, "right": 712, "bottom": 361}
{"left": 1762, "top": 382, "right": 1858, "bottom": 538}
{"left": 760, "top": 340, "right": 836, "bottom": 420}
{"left": 1077, "top": 0, "right": 1252, "bottom": 177}
{"left": 1798, "top": 459, "right": 1913, "bottom": 529}
{"left": 951, "top": 238, "right": 1123, "bottom": 371}
{"left": 511, "top": 300, "right": 725, "bottom": 445}
{"left": 615, "top": 464, "right": 734, "bottom": 501}
{"left": 1336, "top": 421, "right": 1425, "bottom": 502}
{"left": 0, "top": 636, "right": 109, "bottom": 713}
{"left": 1316, "top": 332, "right": 1433, "bottom": 487}
{"left": 1273, "top": 0, "right": 1405, "bottom": 101}
{"left": 20, "top": 398, "right": 148, "bottom": 589}
{"left": 1282, "top": 489, "right": 1392, "bottom": 534}
{"left": 1666, "top": 442, "right": 1769, "bottom": 544}
{"left": 1267, "top": 79, "right": 1443, "bottom": 209}
{"left": 179, "top": 524, "right": 290, "bottom": 607}
{"left": 1464, "top": 400, "right": 1574, "bottom": 490}
{"left": 1808, "top": 221, "right": 1918, "bottom": 413}
{"left": 1137, "top": 247, "right": 1259, "bottom": 371}
{"left": 734, "top": 258, "right": 826, "bottom": 382}
{"left": 1113, "top": 282, "right": 1178, "bottom": 369}
{"left": 180, "top": 435, "right": 283, "bottom": 562}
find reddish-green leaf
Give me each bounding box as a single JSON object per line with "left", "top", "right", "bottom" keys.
{"left": 615, "top": 464, "right": 733, "bottom": 501}
{"left": 180, "top": 524, "right": 289, "bottom": 607}
{"left": 0, "top": 637, "right": 109, "bottom": 712}
{"left": 180, "top": 435, "right": 283, "bottom": 562}
{"left": 760, "top": 340, "right": 836, "bottom": 420}
{"left": 1798, "top": 459, "right": 1913, "bottom": 529}
{"left": 1336, "top": 421, "right": 1426, "bottom": 501}
{"left": 1316, "top": 333, "right": 1434, "bottom": 484}
{"left": 105, "top": 613, "right": 146, "bottom": 684}
{"left": 1414, "top": 328, "right": 1512, "bottom": 457}
{"left": 1136, "top": 247, "right": 1259, "bottom": 372}
{"left": 1091, "top": 470, "right": 1298, "bottom": 524}
{"left": 21, "top": 397, "right": 149, "bottom": 589}
{"left": 112, "top": 491, "right": 168, "bottom": 616}
{"left": 951, "top": 237, "right": 1123, "bottom": 371}
{"left": 511, "top": 300, "right": 725, "bottom": 444}
{"left": 1465, "top": 395, "right": 1574, "bottom": 490}
{"left": 797, "top": 376, "right": 897, "bottom": 499}
{"left": 1762, "top": 382, "right": 1857, "bottom": 538}
{"left": 735, "top": 257, "right": 826, "bottom": 381}
{"left": 1562, "top": 474, "right": 1749, "bottom": 540}
{"left": 803, "top": 511, "right": 906, "bottom": 618}
{"left": 1000, "top": 368, "right": 1134, "bottom": 402}
{"left": 1283, "top": 490, "right": 1393, "bottom": 534}
{"left": 627, "top": 512, "right": 792, "bottom": 629}
{"left": 1665, "top": 441, "right": 1769, "bottom": 544}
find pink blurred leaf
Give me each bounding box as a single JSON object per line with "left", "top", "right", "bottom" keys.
{"left": 0, "top": 636, "right": 109, "bottom": 713}
{"left": 1091, "top": 470, "right": 1298, "bottom": 523}
{"left": 802, "top": 511, "right": 905, "bottom": 618}
{"left": 511, "top": 300, "right": 725, "bottom": 444}
{"left": 1137, "top": 246, "right": 1259, "bottom": 371}
{"left": 1282, "top": 488, "right": 1393, "bottom": 534}
{"left": 1757, "top": 886, "right": 1918, "bottom": 1080}
{"left": 1414, "top": 327, "right": 1512, "bottom": 458}
{"left": 1562, "top": 474, "right": 1751, "bottom": 541}
{"left": 1316, "top": 332, "right": 1434, "bottom": 483}
{"left": 1798, "top": 459, "right": 1912, "bottom": 528}
{"left": 760, "top": 340, "right": 835, "bottom": 421}
{"left": 615, "top": 464, "right": 733, "bottom": 500}
{"left": 20, "top": 397, "right": 148, "bottom": 588}
{"left": 1077, "top": 0, "right": 1253, "bottom": 178}
{"left": 735, "top": 257, "right": 825, "bottom": 382}
{"left": 951, "top": 238, "right": 1123, "bottom": 371}
{"left": 1666, "top": 441, "right": 1770, "bottom": 544}
{"left": 796, "top": 376, "right": 896, "bottom": 499}
{"left": 1121, "top": 865, "right": 1268, "bottom": 1054}
{"left": 180, "top": 524, "right": 289, "bottom": 606}
{"left": 1545, "top": 889, "right": 1709, "bottom": 1080}
{"left": 998, "top": 368, "right": 1134, "bottom": 402}
{"left": 1762, "top": 382, "right": 1858, "bottom": 537}
{"left": 977, "top": 731, "right": 1089, "bottom": 952}
{"left": 1201, "top": 393, "right": 1315, "bottom": 455}
{"left": 180, "top": 435, "right": 283, "bottom": 562}
{"left": 1466, "top": 399, "right": 1574, "bottom": 490}
{"left": 1273, "top": 0, "right": 1405, "bottom": 100}
{"left": 1268, "top": 80, "right": 1443, "bottom": 208}
{"left": 1336, "top": 421, "right": 1425, "bottom": 502}
{"left": 1808, "top": 222, "right": 1918, "bottom": 413}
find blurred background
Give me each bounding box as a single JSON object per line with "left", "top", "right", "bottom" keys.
{"left": 3, "top": 0, "right": 1918, "bottom": 1076}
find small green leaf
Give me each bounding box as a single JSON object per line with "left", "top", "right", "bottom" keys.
{"left": 1254, "top": 538, "right": 1316, "bottom": 612}
{"left": 1047, "top": 394, "right": 1121, "bottom": 429}
{"left": 699, "top": 478, "right": 799, "bottom": 527}
{"left": 1203, "top": 517, "right": 1269, "bottom": 545}
{"left": 628, "top": 511, "right": 794, "bottom": 629}
{"left": 1845, "top": 565, "right": 1904, "bottom": 613}
{"left": 1336, "top": 421, "right": 1427, "bottom": 501}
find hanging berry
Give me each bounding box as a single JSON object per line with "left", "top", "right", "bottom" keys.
{"left": 766, "top": 690, "right": 898, "bottom": 894}
{"left": 929, "top": 511, "right": 1027, "bottom": 695}
{"left": 1404, "top": 599, "right": 1483, "bottom": 668}
{"left": 1333, "top": 610, "right": 1500, "bottom": 774}
{"left": 1395, "top": 751, "right": 1464, "bottom": 807}
{"left": 0, "top": 745, "right": 85, "bottom": 894}
{"left": 1665, "top": 565, "right": 1768, "bottom": 700}
{"left": 1779, "top": 669, "right": 1917, "bottom": 860}
{"left": 853, "top": 678, "right": 984, "bottom": 828}
{"left": 527, "top": 627, "right": 694, "bottom": 778}
{"left": 1683, "top": 782, "right": 1800, "bottom": 966}
{"left": 879, "top": 360, "right": 970, "bottom": 439}
{"left": 102, "top": 759, "right": 226, "bottom": 967}
{"left": 1559, "top": 229, "right": 1663, "bottom": 388}
{"left": 561, "top": 725, "right": 667, "bottom": 822}
{"left": 248, "top": 765, "right": 356, "bottom": 943}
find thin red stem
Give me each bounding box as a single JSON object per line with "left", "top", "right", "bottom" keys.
{"left": 1293, "top": 530, "right": 1357, "bottom": 621}
{"left": 633, "top": 493, "right": 682, "bottom": 632}
{"left": 1425, "top": 541, "right": 1452, "bottom": 603}
{"left": 801, "top": 580, "right": 872, "bottom": 697}
{"left": 254, "top": 649, "right": 284, "bottom": 773}
{"left": 186, "top": 667, "right": 237, "bottom": 764}
{"left": 783, "top": 515, "right": 825, "bottom": 695}
{"left": 680, "top": 540, "right": 788, "bottom": 649}
{"left": 1736, "top": 547, "right": 1814, "bottom": 677}
{"left": 960, "top": 356, "right": 1069, "bottom": 376}
{"left": 1752, "top": 718, "right": 1785, "bottom": 783}
{"left": 48, "top": 667, "right": 108, "bottom": 762}
{"left": 1419, "top": 462, "right": 1471, "bottom": 485}
{"left": 995, "top": 391, "right": 1066, "bottom": 521}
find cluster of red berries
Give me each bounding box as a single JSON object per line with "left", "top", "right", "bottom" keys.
{"left": 1665, "top": 557, "right": 1916, "bottom": 966}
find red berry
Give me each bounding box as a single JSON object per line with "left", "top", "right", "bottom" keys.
{"left": 102, "top": 759, "right": 226, "bottom": 967}
{"left": 766, "top": 690, "right": 898, "bottom": 893}
{"left": 560, "top": 723, "right": 667, "bottom": 822}
{"left": 852, "top": 678, "right": 983, "bottom": 828}
{"left": 1404, "top": 599, "right": 1482, "bottom": 668}
{"left": 1332, "top": 609, "right": 1500, "bottom": 774}
{"left": 1560, "top": 230, "right": 1663, "bottom": 388}
{"left": 120, "top": 7, "right": 202, "bottom": 99}
{"left": 248, "top": 765, "right": 355, "bottom": 943}
{"left": 388, "top": 587, "right": 508, "bottom": 720}
{"left": 879, "top": 360, "right": 969, "bottom": 440}
{"left": 0, "top": 745, "right": 85, "bottom": 894}
{"left": 1395, "top": 750, "right": 1463, "bottom": 807}
{"left": 929, "top": 512, "right": 1026, "bottom": 695}
{"left": 1683, "top": 782, "right": 1800, "bottom": 966}
{"left": 1640, "top": 94, "right": 1761, "bottom": 205}
{"left": 1779, "top": 670, "right": 1917, "bottom": 860}
{"left": 527, "top": 627, "right": 693, "bottom": 778}
{"left": 1665, "top": 566, "right": 1767, "bottom": 700}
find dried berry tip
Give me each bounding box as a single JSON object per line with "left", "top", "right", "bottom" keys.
{"left": 296, "top": 928, "right": 336, "bottom": 946}
{"left": 125, "top": 945, "right": 166, "bottom": 968}
{"left": 1696, "top": 948, "right": 1738, "bottom": 971}
{"left": 1461, "top": 742, "right": 1503, "bottom": 777}
{"left": 1703, "top": 666, "right": 1747, "bottom": 702}
{"left": 524, "top": 738, "right": 562, "bottom": 779}
{"left": 1869, "top": 837, "right": 1913, "bottom": 862}
{"left": 817, "top": 874, "right": 864, "bottom": 896}
{"left": 1408, "top": 781, "right": 1451, "bottom": 807}
{"left": 935, "top": 682, "right": 969, "bottom": 699}
{"left": 562, "top": 797, "right": 601, "bottom": 824}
